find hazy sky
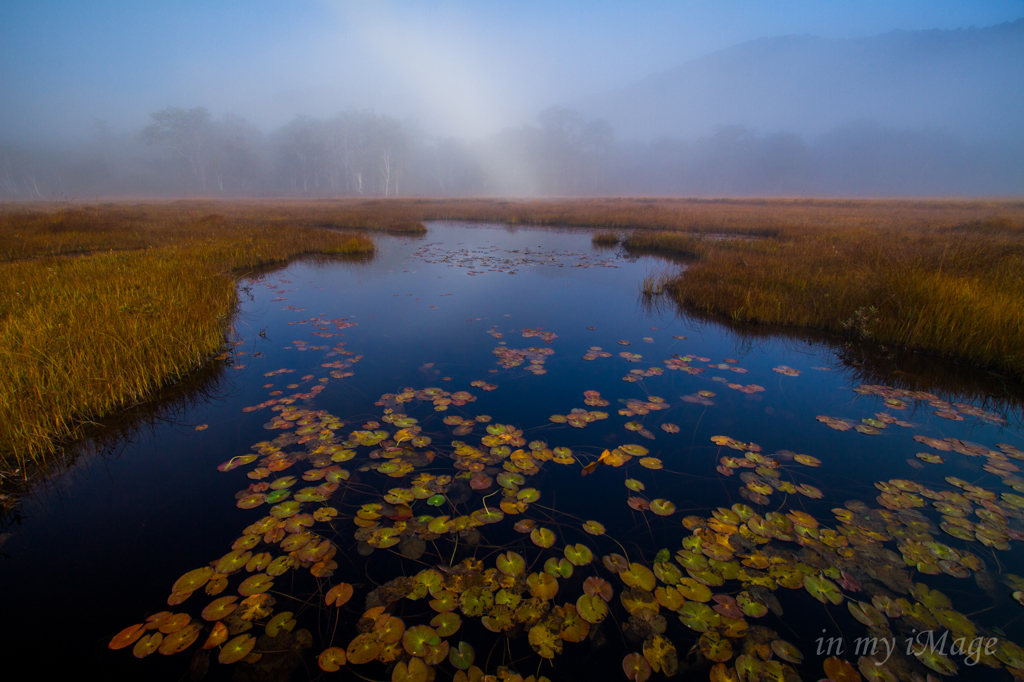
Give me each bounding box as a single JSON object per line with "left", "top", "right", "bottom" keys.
{"left": 2, "top": 0, "right": 1022, "bottom": 142}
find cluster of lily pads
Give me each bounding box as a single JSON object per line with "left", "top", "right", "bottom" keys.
{"left": 107, "top": 315, "right": 1024, "bottom": 682}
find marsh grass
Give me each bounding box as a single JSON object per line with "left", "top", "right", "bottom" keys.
{"left": 623, "top": 230, "right": 707, "bottom": 258}
{"left": 669, "top": 219, "right": 1024, "bottom": 378}
{"left": 592, "top": 230, "right": 621, "bottom": 246}
{"left": 639, "top": 268, "right": 676, "bottom": 296}
{"left": 4, "top": 197, "right": 1024, "bottom": 465}
{"left": 0, "top": 204, "right": 373, "bottom": 465}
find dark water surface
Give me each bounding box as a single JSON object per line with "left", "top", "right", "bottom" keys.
{"left": 3, "top": 222, "right": 1024, "bottom": 681}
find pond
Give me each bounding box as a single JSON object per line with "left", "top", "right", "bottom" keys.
{"left": 3, "top": 221, "right": 1024, "bottom": 682}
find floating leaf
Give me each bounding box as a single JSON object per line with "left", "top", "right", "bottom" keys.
{"left": 325, "top": 583, "right": 354, "bottom": 607}
{"left": 202, "top": 596, "right": 239, "bottom": 621}
{"left": 699, "top": 632, "right": 734, "bottom": 663}
{"left": 796, "top": 483, "right": 823, "bottom": 499}
{"left": 172, "top": 567, "right": 214, "bottom": 594}
{"left": 158, "top": 613, "right": 191, "bottom": 634}
{"left": 403, "top": 625, "right": 440, "bottom": 657}
{"left": 623, "top": 652, "right": 652, "bottom": 682}
{"left": 560, "top": 603, "right": 591, "bottom": 642}
{"left": 528, "top": 572, "right": 559, "bottom": 600}
{"left": 771, "top": 640, "right": 802, "bottom": 664}
{"left": 215, "top": 550, "right": 252, "bottom": 575}
{"left": 736, "top": 591, "right": 767, "bottom": 618}
{"left": 709, "top": 663, "right": 740, "bottom": 682}
{"left": 528, "top": 624, "right": 562, "bottom": 659}
{"left": 848, "top": 601, "right": 887, "bottom": 628}
{"left": 627, "top": 497, "right": 650, "bottom": 511}
{"left": 393, "top": 657, "right": 429, "bottom": 682}
{"left": 496, "top": 551, "right": 526, "bottom": 578}
{"left": 109, "top": 623, "right": 145, "bottom": 650}
{"left": 517, "top": 488, "right": 540, "bottom": 503}
{"left": 583, "top": 520, "right": 606, "bottom": 535}
{"left": 219, "top": 634, "right": 256, "bottom": 664}
{"left": 576, "top": 594, "right": 609, "bottom": 623}
{"left": 449, "top": 641, "right": 475, "bottom": 670}
{"left": 430, "top": 612, "right": 461, "bottom": 637}
{"left": 531, "top": 527, "right": 556, "bottom": 548}
{"left": 544, "top": 557, "right": 574, "bottom": 579}
{"left": 651, "top": 499, "right": 675, "bottom": 516}
{"left": 237, "top": 593, "right": 275, "bottom": 621}
{"left": 564, "top": 543, "right": 593, "bottom": 566}
{"left": 202, "top": 621, "right": 228, "bottom": 650}
{"left": 133, "top": 632, "right": 162, "bottom": 659}
{"left": 621, "top": 563, "right": 656, "bottom": 591}
{"left": 238, "top": 573, "right": 273, "bottom": 596}
{"left": 822, "top": 656, "right": 861, "bottom": 682}
{"left": 804, "top": 574, "right": 843, "bottom": 605}
{"left": 583, "top": 577, "right": 614, "bottom": 603}
{"left": 346, "top": 633, "right": 381, "bottom": 665}
{"left": 265, "top": 611, "right": 296, "bottom": 637}
{"left": 318, "top": 647, "right": 347, "bottom": 671}
{"left": 158, "top": 623, "right": 201, "bottom": 655}
{"left": 678, "top": 602, "right": 720, "bottom": 632}
{"left": 471, "top": 507, "right": 503, "bottom": 524}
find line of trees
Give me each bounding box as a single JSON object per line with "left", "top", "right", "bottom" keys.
{"left": 1, "top": 106, "right": 1021, "bottom": 199}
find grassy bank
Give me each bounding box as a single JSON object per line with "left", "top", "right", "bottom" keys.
{"left": 656, "top": 216, "right": 1024, "bottom": 378}
{"left": 0, "top": 204, "right": 374, "bottom": 466}
{"left": 3, "top": 196, "right": 1023, "bottom": 466}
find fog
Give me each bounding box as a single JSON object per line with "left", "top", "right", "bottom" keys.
{"left": 2, "top": 1, "right": 1022, "bottom": 199}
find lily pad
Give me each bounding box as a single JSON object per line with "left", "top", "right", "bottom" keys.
{"left": 219, "top": 634, "right": 256, "bottom": 664}
{"left": 623, "top": 652, "right": 652, "bottom": 682}
{"left": 318, "top": 647, "right": 347, "bottom": 671}
{"left": 403, "top": 625, "right": 440, "bottom": 657}
{"left": 449, "top": 641, "right": 475, "bottom": 670}
{"left": 564, "top": 543, "right": 594, "bottom": 566}
{"left": 325, "top": 583, "right": 354, "bottom": 607}
{"left": 531, "top": 527, "right": 556, "bottom": 548}
{"left": 202, "top": 596, "right": 239, "bottom": 621}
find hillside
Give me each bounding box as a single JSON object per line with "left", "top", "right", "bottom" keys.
{"left": 575, "top": 19, "right": 1024, "bottom": 142}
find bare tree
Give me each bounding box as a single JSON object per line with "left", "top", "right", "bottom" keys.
{"left": 139, "top": 106, "right": 213, "bottom": 192}
{"left": 372, "top": 116, "right": 407, "bottom": 197}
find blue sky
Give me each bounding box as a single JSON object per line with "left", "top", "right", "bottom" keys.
{"left": 2, "top": 0, "right": 1022, "bottom": 141}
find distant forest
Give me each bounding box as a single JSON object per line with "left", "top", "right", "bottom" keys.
{"left": 2, "top": 105, "right": 1021, "bottom": 199}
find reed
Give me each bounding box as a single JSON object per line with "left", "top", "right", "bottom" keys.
{"left": 0, "top": 205, "right": 373, "bottom": 466}
{"left": 622, "top": 230, "right": 707, "bottom": 257}
{"left": 591, "top": 230, "right": 621, "bottom": 246}
{"left": 639, "top": 269, "right": 676, "bottom": 296}
{"left": 668, "top": 220, "right": 1024, "bottom": 377}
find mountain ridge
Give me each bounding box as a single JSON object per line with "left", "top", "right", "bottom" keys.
{"left": 572, "top": 19, "right": 1024, "bottom": 142}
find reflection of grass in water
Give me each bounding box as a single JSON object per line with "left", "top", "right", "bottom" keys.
{"left": 639, "top": 269, "right": 676, "bottom": 297}
{"left": 638, "top": 268, "right": 679, "bottom": 320}
{"left": 0, "top": 206, "right": 374, "bottom": 466}
{"left": 655, "top": 301, "right": 1024, "bottom": 423}
{"left": 0, "top": 355, "right": 230, "bottom": 528}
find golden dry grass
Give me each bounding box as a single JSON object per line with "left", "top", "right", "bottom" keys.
{"left": 660, "top": 215, "right": 1024, "bottom": 378}
{"left": 0, "top": 203, "right": 374, "bottom": 465}
{"left": 591, "top": 230, "right": 621, "bottom": 246}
